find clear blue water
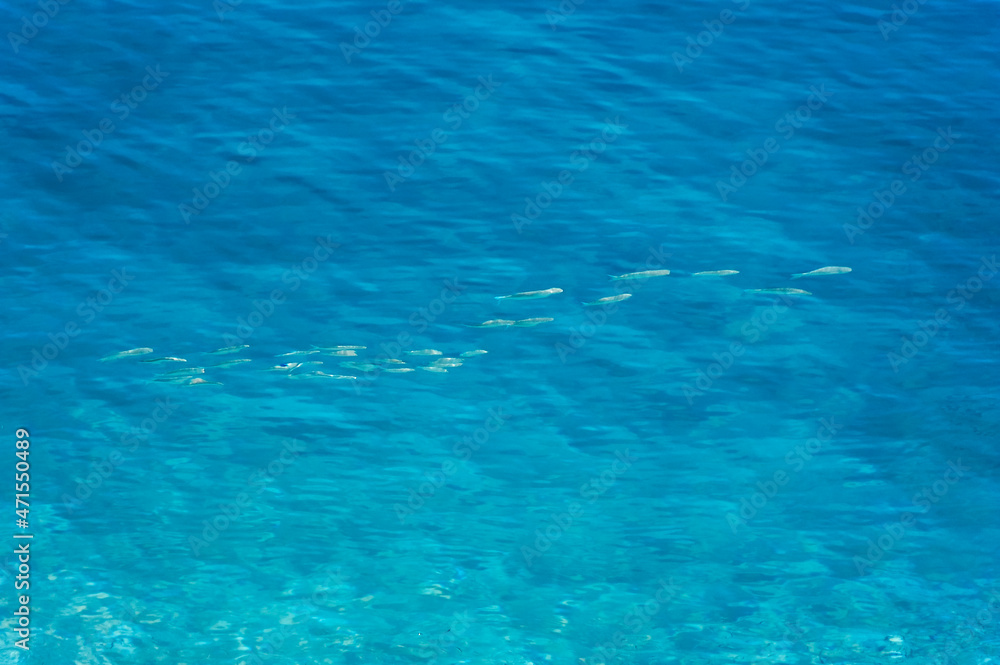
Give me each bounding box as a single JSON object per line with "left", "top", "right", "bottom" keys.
{"left": 2, "top": 0, "right": 999, "bottom": 662}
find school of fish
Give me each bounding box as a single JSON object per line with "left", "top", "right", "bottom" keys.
{"left": 102, "top": 265, "right": 850, "bottom": 385}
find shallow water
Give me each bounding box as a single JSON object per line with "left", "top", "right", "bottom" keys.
{"left": 1, "top": 0, "right": 999, "bottom": 663}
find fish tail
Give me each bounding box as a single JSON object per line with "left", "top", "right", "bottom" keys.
{"left": 790, "top": 273, "right": 803, "bottom": 280}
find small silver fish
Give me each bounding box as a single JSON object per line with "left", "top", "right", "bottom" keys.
{"left": 212, "top": 359, "right": 252, "bottom": 368}
{"left": 432, "top": 358, "right": 463, "bottom": 368}
{"left": 407, "top": 349, "right": 443, "bottom": 356}
{"left": 468, "top": 319, "right": 517, "bottom": 328}
{"left": 495, "top": 288, "right": 563, "bottom": 300}
{"left": 609, "top": 270, "right": 670, "bottom": 280}
{"left": 277, "top": 350, "right": 320, "bottom": 357}
{"left": 139, "top": 356, "right": 187, "bottom": 364}
{"left": 692, "top": 270, "right": 739, "bottom": 276}
{"left": 323, "top": 349, "right": 358, "bottom": 357}
{"left": 210, "top": 344, "right": 249, "bottom": 355}
{"left": 383, "top": 367, "right": 415, "bottom": 374}
{"left": 341, "top": 361, "right": 378, "bottom": 372}
{"left": 100, "top": 348, "right": 154, "bottom": 361}
{"left": 583, "top": 294, "right": 632, "bottom": 306}
{"left": 459, "top": 350, "right": 488, "bottom": 358}
{"left": 151, "top": 376, "right": 196, "bottom": 384}
{"left": 745, "top": 288, "right": 812, "bottom": 295}
{"left": 187, "top": 378, "right": 222, "bottom": 386}
{"left": 289, "top": 371, "right": 355, "bottom": 380}
{"left": 165, "top": 367, "right": 205, "bottom": 375}
{"left": 419, "top": 366, "right": 449, "bottom": 373}
{"left": 513, "top": 317, "right": 554, "bottom": 327}
{"left": 312, "top": 345, "right": 366, "bottom": 351}
{"left": 791, "top": 266, "right": 852, "bottom": 279}
{"left": 271, "top": 361, "right": 321, "bottom": 371}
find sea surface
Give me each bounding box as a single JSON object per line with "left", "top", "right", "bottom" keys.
{"left": 1, "top": 0, "right": 998, "bottom": 663}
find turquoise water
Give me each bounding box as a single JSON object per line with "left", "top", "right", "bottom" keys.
{"left": 2, "top": 0, "right": 999, "bottom": 662}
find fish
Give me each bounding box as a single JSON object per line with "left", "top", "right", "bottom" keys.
{"left": 407, "top": 349, "right": 443, "bottom": 356}
{"left": 139, "top": 356, "right": 187, "bottom": 364}
{"left": 323, "top": 349, "right": 358, "bottom": 357}
{"left": 791, "top": 266, "right": 852, "bottom": 279}
{"left": 210, "top": 344, "right": 249, "bottom": 355}
{"left": 383, "top": 367, "right": 415, "bottom": 374}
{"left": 165, "top": 367, "right": 205, "bottom": 375}
{"left": 312, "top": 345, "right": 366, "bottom": 351}
{"left": 513, "top": 317, "right": 554, "bottom": 327}
{"left": 432, "top": 358, "right": 463, "bottom": 368}
{"left": 212, "top": 359, "right": 252, "bottom": 368}
{"left": 187, "top": 378, "right": 222, "bottom": 386}
{"left": 609, "top": 270, "right": 670, "bottom": 280}
{"left": 467, "top": 319, "right": 517, "bottom": 328}
{"left": 289, "top": 371, "right": 355, "bottom": 380}
{"left": 583, "top": 294, "right": 632, "bottom": 306}
{"left": 100, "top": 348, "right": 154, "bottom": 361}
{"left": 459, "top": 350, "right": 488, "bottom": 358}
{"left": 419, "top": 366, "right": 449, "bottom": 373}
{"left": 692, "top": 270, "right": 740, "bottom": 276}
{"left": 341, "top": 361, "right": 378, "bottom": 372}
{"left": 744, "top": 288, "right": 812, "bottom": 295}
{"left": 151, "top": 376, "right": 196, "bottom": 384}
{"left": 495, "top": 288, "right": 563, "bottom": 300}
{"left": 269, "top": 361, "right": 321, "bottom": 371}
{"left": 277, "top": 350, "right": 319, "bottom": 357}
{"left": 379, "top": 358, "right": 406, "bottom": 365}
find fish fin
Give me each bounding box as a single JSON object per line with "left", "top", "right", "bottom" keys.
{"left": 790, "top": 273, "right": 803, "bottom": 279}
